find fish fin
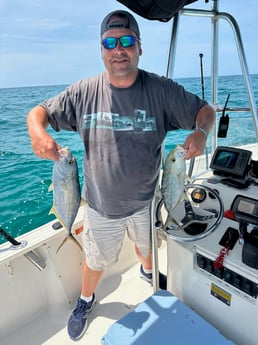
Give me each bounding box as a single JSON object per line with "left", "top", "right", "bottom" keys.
{"left": 48, "top": 182, "right": 54, "bottom": 192}
{"left": 56, "top": 234, "right": 82, "bottom": 254}
{"left": 165, "top": 214, "right": 181, "bottom": 230}
{"left": 48, "top": 207, "right": 66, "bottom": 229}
{"left": 48, "top": 205, "right": 59, "bottom": 218}
{"left": 48, "top": 206, "right": 54, "bottom": 216}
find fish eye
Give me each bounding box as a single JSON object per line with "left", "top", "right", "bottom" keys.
{"left": 69, "top": 159, "right": 74, "bottom": 166}
{"left": 171, "top": 157, "right": 176, "bottom": 162}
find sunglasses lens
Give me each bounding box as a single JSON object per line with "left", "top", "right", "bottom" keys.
{"left": 102, "top": 36, "right": 137, "bottom": 49}
{"left": 102, "top": 37, "right": 117, "bottom": 49}
{"left": 120, "top": 35, "right": 136, "bottom": 48}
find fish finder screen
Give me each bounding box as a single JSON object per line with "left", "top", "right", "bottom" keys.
{"left": 214, "top": 151, "right": 238, "bottom": 169}
{"left": 210, "top": 146, "right": 252, "bottom": 178}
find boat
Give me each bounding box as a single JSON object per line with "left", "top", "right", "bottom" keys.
{"left": 1, "top": 1, "right": 258, "bottom": 344}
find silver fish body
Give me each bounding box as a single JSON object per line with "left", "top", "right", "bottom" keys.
{"left": 161, "top": 144, "right": 187, "bottom": 228}
{"left": 49, "top": 147, "right": 81, "bottom": 252}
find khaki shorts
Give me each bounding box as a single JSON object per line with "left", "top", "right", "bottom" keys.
{"left": 82, "top": 205, "right": 151, "bottom": 270}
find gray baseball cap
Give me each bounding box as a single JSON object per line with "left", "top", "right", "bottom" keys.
{"left": 100, "top": 10, "right": 140, "bottom": 38}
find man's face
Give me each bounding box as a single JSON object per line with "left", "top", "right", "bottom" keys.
{"left": 101, "top": 27, "right": 142, "bottom": 85}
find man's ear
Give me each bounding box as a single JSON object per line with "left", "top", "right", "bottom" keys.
{"left": 100, "top": 46, "right": 104, "bottom": 60}
{"left": 138, "top": 42, "right": 142, "bottom": 56}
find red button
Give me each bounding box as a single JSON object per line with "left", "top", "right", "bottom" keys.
{"left": 224, "top": 210, "right": 235, "bottom": 220}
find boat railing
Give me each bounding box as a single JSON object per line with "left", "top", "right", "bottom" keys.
{"left": 166, "top": 0, "right": 258, "bottom": 150}
{"left": 216, "top": 107, "right": 258, "bottom": 113}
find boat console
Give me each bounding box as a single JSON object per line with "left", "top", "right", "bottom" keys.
{"left": 161, "top": 146, "right": 258, "bottom": 345}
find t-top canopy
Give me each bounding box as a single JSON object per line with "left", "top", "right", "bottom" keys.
{"left": 116, "top": 0, "right": 198, "bottom": 22}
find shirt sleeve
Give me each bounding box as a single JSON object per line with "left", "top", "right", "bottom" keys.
{"left": 163, "top": 78, "right": 207, "bottom": 131}
{"left": 40, "top": 85, "right": 78, "bottom": 132}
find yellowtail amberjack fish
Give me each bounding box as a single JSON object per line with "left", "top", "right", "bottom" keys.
{"left": 48, "top": 147, "right": 82, "bottom": 253}
{"left": 161, "top": 144, "right": 188, "bottom": 229}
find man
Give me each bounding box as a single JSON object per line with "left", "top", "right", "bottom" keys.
{"left": 27, "top": 10, "right": 215, "bottom": 341}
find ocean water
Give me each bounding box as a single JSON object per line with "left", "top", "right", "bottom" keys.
{"left": 0, "top": 74, "right": 257, "bottom": 244}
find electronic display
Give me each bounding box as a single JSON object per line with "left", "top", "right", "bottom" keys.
{"left": 231, "top": 195, "right": 258, "bottom": 225}
{"left": 210, "top": 146, "right": 252, "bottom": 178}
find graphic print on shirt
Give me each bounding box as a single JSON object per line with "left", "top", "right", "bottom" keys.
{"left": 82, "top": 109, "right": 157, "bottom": 132}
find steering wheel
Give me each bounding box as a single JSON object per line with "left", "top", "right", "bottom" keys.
{"left": 156, "top": 183, "right": 224, "bottom": 242}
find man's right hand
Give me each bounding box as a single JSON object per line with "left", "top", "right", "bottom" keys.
{"left": 31, "top": 131, "right": 61, "bottom": 160}
{"left": 27, "top": 105, "right": 61, "bottom": 161}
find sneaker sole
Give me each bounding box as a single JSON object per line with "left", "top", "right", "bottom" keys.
{"left": 140, "top": 275, "right": 152, "bottom": 285}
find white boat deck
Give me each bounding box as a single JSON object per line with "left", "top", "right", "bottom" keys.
{"left": 43, "top": 262, "right": 157, "bottom": 345}
{"left": 0, "top": 215, "right": 167, "bottom": 345}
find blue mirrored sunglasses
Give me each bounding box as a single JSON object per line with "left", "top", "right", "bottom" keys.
{"left": 102, "top": 35, "right": 138, "bottom": 49}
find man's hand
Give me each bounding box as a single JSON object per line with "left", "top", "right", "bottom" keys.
{"left": 30, "top": 131, "right": 61, "bottom": 160}
{"left": 183, "top": 104, "right": 215, "bottom": 160}
{"left": 183, "top": 130, "right": 207, "bottom": 160}
{"left": 27, "top": 105, "right": 61, "bottom": 160}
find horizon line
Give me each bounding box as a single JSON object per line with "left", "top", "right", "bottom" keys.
{"left": 1, "top": 72, "right": 258, "bottom": 90}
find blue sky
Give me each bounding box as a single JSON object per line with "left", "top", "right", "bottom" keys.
{"left": 0, "top": 0, "right": 257, "bottom": 88}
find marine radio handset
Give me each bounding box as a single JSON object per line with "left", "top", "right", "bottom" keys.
{"left": 218, "top": 93, "right": 230, "bottom": 138}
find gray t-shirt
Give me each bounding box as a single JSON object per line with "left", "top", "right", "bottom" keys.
{"left": 41, "top": 69, "right": 206, "bottom": 218}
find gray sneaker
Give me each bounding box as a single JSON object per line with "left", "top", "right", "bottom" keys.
{"left": 67, "top": 294, "right": 96, "bottom": 340}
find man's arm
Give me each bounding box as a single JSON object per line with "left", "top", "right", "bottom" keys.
{"left": 27, "top": 105, "right": 61, "bottom": 160}
{"left": 183, "top": 104, "right": 216, "bottom": 160}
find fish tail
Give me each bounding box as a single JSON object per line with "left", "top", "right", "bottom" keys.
{"left": 70, "top": 234, "right": 83, "bottom": 251}
{"left": 56, "top": 233, "right": 83, "bottom": 254}
{"left": 56, "top": 237, "right": 68, "bottom": 253}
